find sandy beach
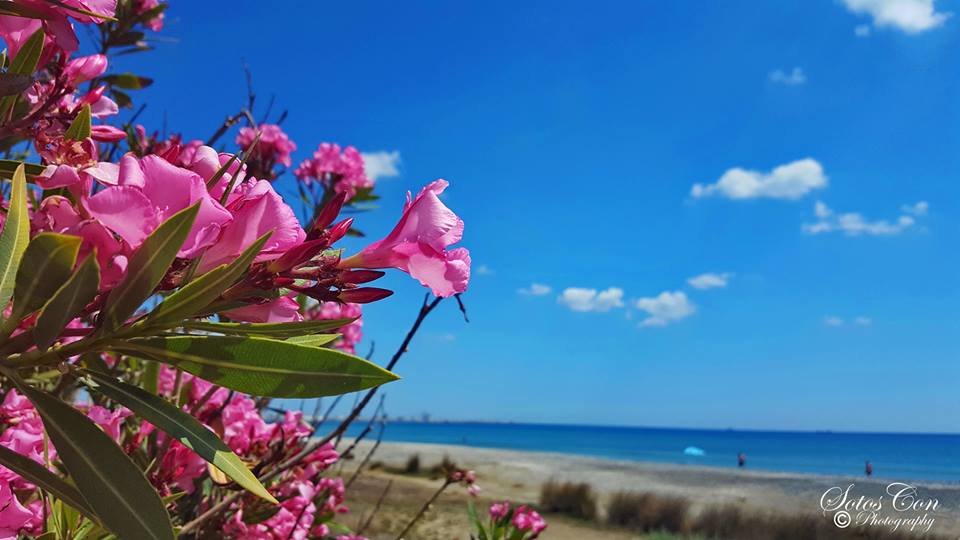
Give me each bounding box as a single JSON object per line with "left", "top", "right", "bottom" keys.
{"left": 336, "top": 440, "right": 960, "bottom": 539}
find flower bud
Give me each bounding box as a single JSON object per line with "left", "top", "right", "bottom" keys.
{"left": 313, "top": 192, "right": 347, "bottom": 231}
{"left": 338, "top": 287, "right": 393, "bottom": 304}
{"left": 64, "top": 54, "right": 108, "bottom": 84}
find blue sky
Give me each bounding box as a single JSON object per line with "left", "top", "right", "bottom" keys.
{"left": 111, "top": 1, "right": 959, "bottom": 432}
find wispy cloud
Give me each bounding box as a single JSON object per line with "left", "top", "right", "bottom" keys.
{"left": 855, "top": 23, "right": 873, "bottom": 36}
{"left": 841, "top": 0, "right": 950, "bottom": 34}
{"left": 635, "top": 291, "right": 696, "bottom": 327}
{"left": 691, "top": 158, "right": 827, "bottom": 200}
{"left": 557, "top": 287, "right": 624, "bottom": 312}
{"left": 901, "top": 200, "right": 929, "bottom": 216}
{"left": 824, "top": 315, "right": 845, "bottom": 327}
{"left": 361, "top": 150, "right": 401, "bottom": 180}
{"left": 769, "top": 67, "right": 806, "bottom": 86}
{"left": 803, "top": 201, "right": 922, "bottom": 236}
{"left": 518, "top": 283, "right": 552, "bottom": 296}
{"left": 824, "top": 315, "right": 873, "bottom": 327}
{"left": 687, "top": 272, "right": 733, "bottom": 290}
{"left": 475, "top": 264, "right": 494, "bottom": 276}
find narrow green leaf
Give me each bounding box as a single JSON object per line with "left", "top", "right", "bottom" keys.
{"left": 183, "top": 318, "right": 356, "bottom": 338}
{"left": 0, "top": 72, "right": 32, "bottom": 96}
{"left": 143, "top": 232, "right": 271, "bottom": 327}
{"left": 82, "top": 370, "right": 277, "bottom": 504}
{"left": 284, "top": 333, "right": 341, "bottom": 347}
{"left": 0, "top": 164, "right": 30, "bottom": 317}
{"left": 103, "top": 73, "right": 153, "bottom": 89}
{"left": 12, "top": 233, "right": 81, "bottom": 316}
{"left": 99, "top": 203, "right": 200, "bottom": 332}
{"left": 0, "top": 444, "right": 99, "bottom": 523}
{"left": 17, "top": 385, "right": 174, "bottom": 540}
{"left": 104, "top": 336, "right": 399, "bottom": 398}
{"left": 0, "top": 28, "right": 44, "bottom": 121}
{"left": 34, "top": 254, "right": 100, "bottom": 350}
{"left": 64, "top": 104, "right": 92, "bottom": 141}
{"left": 0, "top": 159, "right": 46, "bottom": 180}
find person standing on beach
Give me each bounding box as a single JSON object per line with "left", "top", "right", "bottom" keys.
{"left": 865, "top": 461, "right": 873, "bottom": 477}
{"left": 738, "top": 452, "right": 746, "bottom": 468}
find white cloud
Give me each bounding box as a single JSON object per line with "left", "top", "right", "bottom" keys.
{"left": 558, "top": 287, "right": 624, "bottom": 312}
{"left": 518, "top": 283, "right": 552, "bottom": 296}
{"left": 802, "top": 201, "right": 919, "bottom": 236}
{"left": 855, "top": 23, "right": 873, "bottom": 36}
{"left": 687, "top": 272, "right": 733, "bottom": 290}
{"left": 824, "top": 315, "right": 845, "bottom": 327}
{"left": 841, "top": 0, "right": 950, "bottom": 34}
{"left": 634, "top": 291, "right": 696, "bottom": 327}
{"left": 901, "top": 200, "right": 929, "bottom": 216}
{"left": 769, "top": 67, "right": 806, "bottom": 86}
{"left": 691, "top": 158, "right": 827, "bottom": 200}
{"left": 475, "top": 264, "right": 494, "bottom": 276}
{"left": 854, "top": 316, "right": 873, "bottom": 326}
{"left": 361, "top": 150, "right": 401, "bottom": 180}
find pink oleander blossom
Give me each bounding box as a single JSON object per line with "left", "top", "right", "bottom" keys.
{"left": 512, "top": 506, "right": 547, "bottom": 537}
{"left": 133, "top": 0, "right": 164, "bottom": 31}
{"left": 0, "top": 481, "right": 37, "bottom": 539}
{"left": 84, "top": 152, "right": 233, "bottom": 258}
{"left": 64, "top": 54, "right": 108, "bottom": 84}
{"left": 305, "top": 301, "right": 362, "bottom": 353}
{"left": 0, "top": 0, "right": 116, "bottom": 60}
{"left": 86, "top": 404, "right": 132, "bottom": 442}
{"left": 237, "top": 123, "right": 297, "bottom": 167}
{"left": 341, "top": 180, "right": 470, "bottom": 297}
{"left": 489, "top": 501, "right": 510, "bottom": 521}
{"left": 294, "top": 143, "right": 372, "bottom": 201}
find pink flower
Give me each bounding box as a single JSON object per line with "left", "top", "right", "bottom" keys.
{"left": 64, "top": 54, "right": 108, "bottom": 84}
{"left": 87, "top": 404, "right": 131, "bottom": 442}
{"left": 237, "top": 123, "right": 297, "bottom": 167}
{"left": 0, "top": 481, "right": 36, "bottom": 539}
{"left": 0, "top": 1, "right": 116, "bottom": 60}
{"left": 84, "top": 153, "right": 233, "bottom": 258}
{"left": 224, "top": 296, "right": 302, "bottom": 324}
{"left": 512, "top": 506, "right": 547, "bottom": 537}
{"left": 341, "top": 180, "right": 470, "bottom": 297}
{"left": 294, "top": 143, "right": 372, "bottom": 201}
{"left": 489, "top": 502, "right": 510, "bottom": 521}
{"left": 305, "top": 301, "right": 362, "bottom": 353}
{"left": 133, "top": 0, "right": 164, "bottom": 31}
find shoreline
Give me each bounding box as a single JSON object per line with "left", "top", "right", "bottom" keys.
{"left": 341, "top": 439, "right": 960, "bottom": 535}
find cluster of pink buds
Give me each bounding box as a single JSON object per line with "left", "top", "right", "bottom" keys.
{"left": 448, "top": 467, "right": 481, "bottom": 497}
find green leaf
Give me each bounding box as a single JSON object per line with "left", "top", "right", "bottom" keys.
{"left": 82, "top": 370, "right": 277, "bottom": 504}
{"left": 0, "top": 1, "right": 52, "bottom": 18}
{"left": 143, "top": 232, "right": 271, "bottom": 328}
{"left": 12, "top": 233, "right": 81, "bottom": 316}
{"left": 0, "top": 444, "right": 99, "bottom": 523}
{"left": 183, "top": 318, "right": 356, "bottom": 338}
{"left": 104, "top": 335, "right": 399, "bottom": 398}
{"left": 0, "top": 28, "right": 44, "bottom": 121}
{"left": 17, "top": 384, "right": 174, "bottom": 540}
{"left": 0, "top": 72, "right": 32, "bottom": 96}
{"left": 98, "top": 203, "right": 200, "bottom": 333}
{"left": 284, "top": 334, "right": 340, "bottom": 347}
{"left": 0, "top": 159, "right": 46, "bottom": 180}
{"left": 103, "top": 73, "right": 153, "bottom": 89}
{"left": 34, "top": 253, "right": 100, "bottom": 350}
{"left": 64, "top": 104, "right": 92, "bottom": 141}
{"left": 0, "top": 164, "right": 30, "bottom": 318}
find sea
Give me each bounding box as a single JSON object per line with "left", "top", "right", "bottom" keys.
{"left": 317, "top": 421, "right": 960, "bottom": 483}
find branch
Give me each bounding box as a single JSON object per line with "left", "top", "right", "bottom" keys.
{"left": 178, "top": 296, "right": 445, "bottom": 536}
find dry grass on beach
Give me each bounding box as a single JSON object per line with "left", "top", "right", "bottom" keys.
{"left": 335, "top": 440, "right": 960, "bottom": 539}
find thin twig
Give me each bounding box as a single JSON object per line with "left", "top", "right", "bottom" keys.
{"left": 357, "top": 479, "right": 393, "bottom": 535}
{"left": 394, "top": 480, "right": 454, "bottom": 540}
{"left": 178, "top": 296, "right": 445, "bottom": 535}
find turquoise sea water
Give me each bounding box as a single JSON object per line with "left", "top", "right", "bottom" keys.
{"left": 320, "top": 421, "right": 960, "bottom": 482}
